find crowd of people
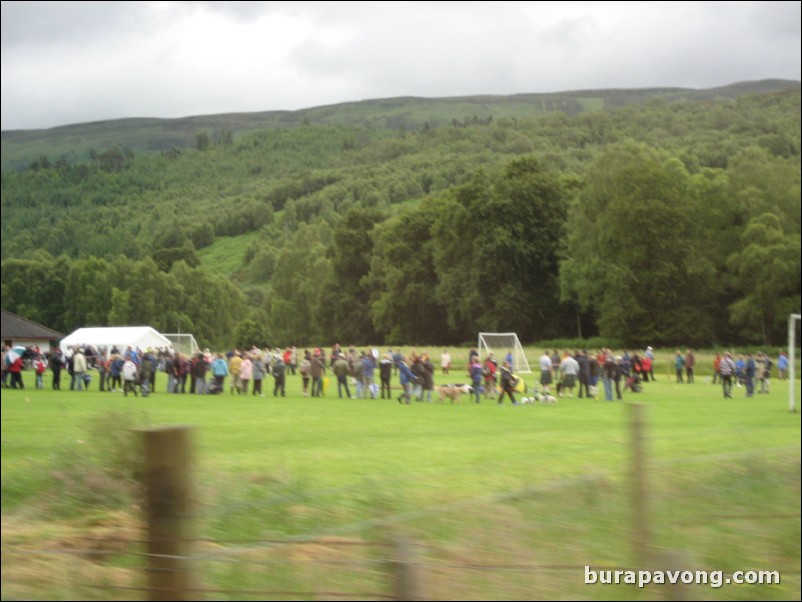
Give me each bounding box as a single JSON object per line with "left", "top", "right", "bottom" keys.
{"left": 0, "top": 343, "right": 793, "bottom": 404}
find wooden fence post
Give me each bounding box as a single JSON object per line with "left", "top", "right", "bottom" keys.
{"left": 388, "top": 534, "right": 422, "bottom": 601}
{"left": 142, "top": 425, "right": 196, "bottom": 601}
{"left": 630, "top": 403, "right": 651, "bottom": 567}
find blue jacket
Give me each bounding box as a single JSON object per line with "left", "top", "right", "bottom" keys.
{"left": 212, "top": 358, "right": 229, "bottom": 377}
{"left": 398, "top": 362, "right": 417, "bottom": 385}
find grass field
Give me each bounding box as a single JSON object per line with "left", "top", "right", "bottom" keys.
{"left": 1, "top": 369, "right": 800, "bottom": 600}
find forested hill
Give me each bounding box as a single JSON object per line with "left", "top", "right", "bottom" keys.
{"left": 1, "top": 79, "right": 798, "bottom": 171}
{"left": 1, "top": 83, "right": 800, "bottom": 350}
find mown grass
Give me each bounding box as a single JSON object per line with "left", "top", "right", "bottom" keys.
{"left": 1, "top": 371, "right": 799, "bottom": 600}
{"left": 196, "top": 230, "right": 261, "bottom": 279}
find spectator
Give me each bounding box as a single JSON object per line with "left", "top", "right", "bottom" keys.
{"left": 719, "top": 352, "right": 736, "bottom": 399}
{"left": 777, "top": 351, "right": 789, "bottom": 381}
{"left": 560, "top": 352, "right": 579, "bottom": 398}
{"left": 379, "top": 353, "right": 393, "bottom": 399}
{"left": 685, "top": 348, "right": 695, "bottom": 383}
{"left": 122, "top": 357, "right": 139, "bottom": 397}
{"left": 239, "top": 352, "right": 253, "bottom": 396}
{"left": 640, "top": 353, "right": 652, "bottom": 383}
{"left": 252, "top": 353, "right": 265, "bottom": 397}
{"left": 712, "top": 353, "right": 722, "bottom": 384}
{"left": 298, "top": 350, "right": 312, "bottom": 397}
{"left": 34, "top": 353, "right": 48, "bottom": 389}
{"left": 396, "top": 355, "right": 418, "bottom": 405}
{"left": 272, "top": 354, "right": 286, "bottom": 397}
{"left": 440, "top": 350, "right": 451, "bottom": 375}
{"left": 211, "top": 353, "right": 229, "bottom": 393}
{"left": 674, "top": 350, "right": 685, "bottom": 383}
{"left": 497, "top": 361, "right": 518, "bottom": 405}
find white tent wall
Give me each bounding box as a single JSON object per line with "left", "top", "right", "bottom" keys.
{"left": 59, "top": 326, "right": 173, "bottom": 357}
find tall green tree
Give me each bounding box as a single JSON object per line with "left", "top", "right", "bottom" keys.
{"left": 432, "top": 158, "right": 570, "bottom": 341}
{"left": 560, "top": 142, "right": 718, "bottom": 345}
{"left": 368, "top": 199, "right": 451, "bottom": 344}
{"left": 325, "top": 207, "right": 385, "bottom": 343}
{"left": 727, "top": 213, "right": 802, "bottom": 344}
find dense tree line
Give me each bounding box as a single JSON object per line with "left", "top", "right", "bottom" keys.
{"left": 1, "top": 90, "right": 799, "bottom": 348}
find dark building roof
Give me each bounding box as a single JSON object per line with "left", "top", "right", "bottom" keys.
{"left": 1, "top": 309, "right": 63, "bottom": 340}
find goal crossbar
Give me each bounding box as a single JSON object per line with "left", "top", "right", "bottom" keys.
{"left": 478, "top": 332, "right": 531, "bottom": 373}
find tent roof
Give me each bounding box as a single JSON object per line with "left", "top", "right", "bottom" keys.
{"left": 60, "top": 326, "right": 172, "bottom": 351}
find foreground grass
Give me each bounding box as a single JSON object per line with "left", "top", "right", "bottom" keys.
{"left": 1, "top": 374, "right": 800, "bottom": 600}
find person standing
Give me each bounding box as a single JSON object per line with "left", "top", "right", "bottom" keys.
{"left": 211, "top": 353, "right": 228, "bottom": 393}
{"left": 719, "top": 352, "right": 736, "bottom": 399}
{"left": 602, "top": 351, "right": 616, "bottom": 401}
{"left": 577, "top": 351, "right": 591, "bottom": 399}
{"left": 50, "top": 348, "right": 64, "bottom": 390}
{"left": 333, "top": 353, "right": 352, "bottom": 399}
{"left": 272, "top": 354, "right": 286, "bottom": 397}
{"left": 396, "top": 355, "right": 417, "bottom": 405}
{"left": 239, "top": 353, "right": 253, "bottom": 396}
{"left": 310, "top": 350, "right": 326, "bottom": 397}
{"left": 192, "top": 352, "right": 208, "bottom": 395}
{"left": 497, "top": 361, "right": 518, "bottom": 405}
{"left": 560, "top": 352, "right": 579, "bottom": 397}
{"left": 34, "top": 353, "right": 47, "bottom": 389}
{"left": 644, "top": 346, "right": 655, "bottom": 381}
{"left": 228, "top": 351, "right": 243, "bottom": 395}
{"left": 8, "top": 355, "right": 24, "bottom": 389}
{"left": 298, "top": 350, "right": 311, "bottom": 397}
{"left": 139, "top": 352, "right": 154, "bottom": 397}
{"left": 73, "top": 348, "right": 88, "bottom": 392}
{"left": 539, "top": 350, "right": 553, "bottom": 395}
{"left": 362, "top": 352, "right": 377, "bottom": 399}
{"left": 712, "top": 353, "right": 722, "bottom": 384}
{"left": 613, "top": 355, "right": 624, "bottom": 400}
{"left": 420, "top": 353, "right": 435, "bottom": 402}
{"left": 380, "top": 353, "right": 393, "bottom": 399}
{"left": 252, "top": 353, "right": 265, "bottom": 397}
{"left": 759, "top": 352, "right": 772, "bottom": 394}
{"left": 744, "top": 353, "right": 756, "bottom": 397}
{"left": 674, "top": 350, "right": 685, "bottom": 383}
{"left": 685, "top": 348, "right": 695, "bottom": 383}
{"left": 483, "top": 354, "right": 498, "bottom": 399}
{"left": 122, "top": 357, "right": 139, "bottom": 397}
{"left": 109, "top": 354, "right": 123, "bottom": 392}
{"left": 777, "top": 351, "right": 789, "bottom": 381}
{"left": 469, "top": 355, "right": 483, "bottom": 404}
{"left": 440, "top": 350, "right": 451, "bottom": 375}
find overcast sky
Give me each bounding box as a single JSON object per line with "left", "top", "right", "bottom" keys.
{"left": 1, "top": 1, "right": 800, "bottom": 131}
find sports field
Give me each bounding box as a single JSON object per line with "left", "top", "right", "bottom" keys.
{"left": 1, "top": 368, "right": 800, "bottom": 600}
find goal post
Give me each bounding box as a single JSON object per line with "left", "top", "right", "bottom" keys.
{"left": 163, "top": 333, "right": 200, "bottom": 357}
{"left": 790, "top": 314, "right": 800, "bottom": 413}
{"left": 478, "top": 332, "right": 531, "bottom": 374}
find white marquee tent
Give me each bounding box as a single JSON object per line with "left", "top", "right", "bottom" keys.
{"left": 59, "top": 326, "right": 173, "bottom": 356}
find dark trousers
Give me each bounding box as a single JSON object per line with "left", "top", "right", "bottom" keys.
{"left": 337, "top": 375, "right": 351, "bottom": 398}
{"left": 497, "top": 385, "right": 516, "bottom": 404}
{"left": 381, "top": 376, "right": 392, "bottom": 398}
{"left": 722, "top": 375, "right": 733, "bottom": 398}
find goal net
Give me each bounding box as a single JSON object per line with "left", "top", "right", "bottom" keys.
{"left": 163, "top": 333, "right": 200, "bottom": 357}
{"left": 478, "top": 332, "right": 531, "bottom": 373}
